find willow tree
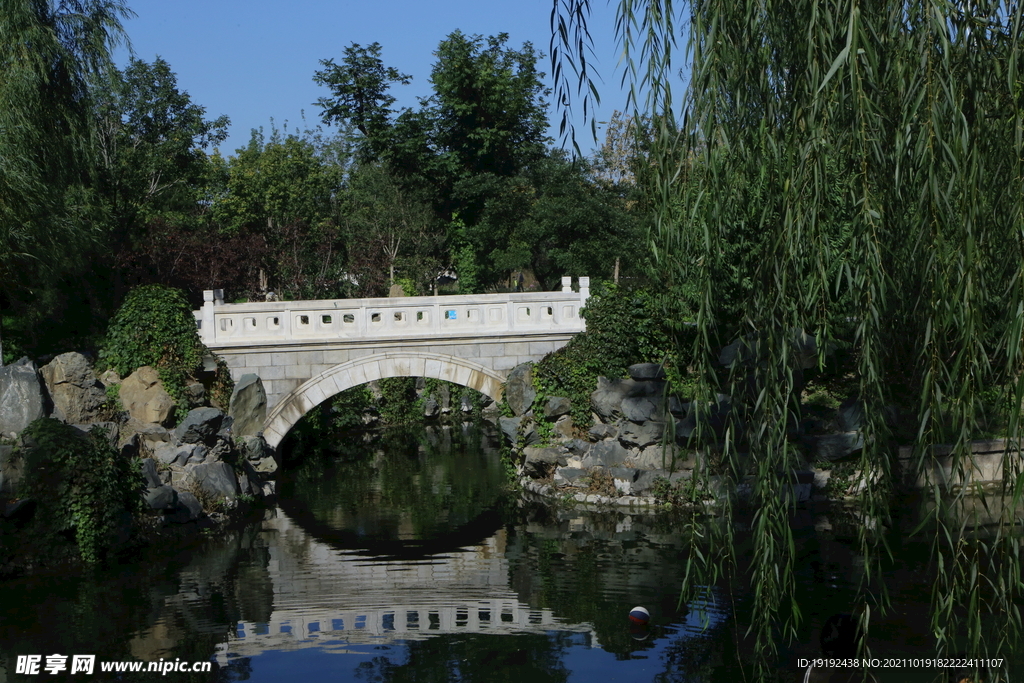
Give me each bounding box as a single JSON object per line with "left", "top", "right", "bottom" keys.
{"left": 553, "top": 0, "right": 1024, "bottom": 672}
{"left": 0, "top": 0, "right": 132, "bottom": 363}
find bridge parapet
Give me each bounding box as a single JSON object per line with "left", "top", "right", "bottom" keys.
{"left": 194, "top": 276, "right": 590, "bottom": 347}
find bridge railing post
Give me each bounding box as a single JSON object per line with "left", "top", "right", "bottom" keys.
{"left": 200, "top": 290, "right": 215, "bottom": 343}
{"left": 578, "top": 277, "right": 590, "bottom": 305}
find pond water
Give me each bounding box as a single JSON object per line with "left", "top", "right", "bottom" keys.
{"left": 0, "top": 421, "right": 1019, "bottom": 682}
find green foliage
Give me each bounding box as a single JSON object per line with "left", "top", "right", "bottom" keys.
{"left": 533, "top": 282, "right": 672, "bottom": 429}
{"left": 100, "top": 284, "right": 224, "bottom": 422}
{"left": 18, "top": 419, "right": 145, "bottom": 564}
{"left": 377, "top": 377, "right": 421, "bottom": 425}
{"left": 330, "top": 384, "right": 375, "bottom": 431}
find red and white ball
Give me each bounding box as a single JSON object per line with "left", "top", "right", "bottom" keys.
{"left": 628, "top": 606, "right": 650, "bottom": 625}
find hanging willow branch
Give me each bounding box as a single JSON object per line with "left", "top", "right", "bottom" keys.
{"left": 553, "top": 0, "right": 1024, "bottom": 674}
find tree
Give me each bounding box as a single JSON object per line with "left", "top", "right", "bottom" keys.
{"left": 0, "top": 0, "right": 133, "bottom": 364}
{"left": 93, "top": 57, "right": 229, "bottom": 231}
{"left": 553, "top": 0, "right": 1024, "bottom": 669}
{"left": 211, "top": 125, "right": 350, "bottom": 299}
{"left": 313, "top": 42, "right": 411, "bottom": 160}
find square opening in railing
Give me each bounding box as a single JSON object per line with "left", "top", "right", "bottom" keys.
{"left": 489, "top": 307, "right": 502, "bottom": 322}
{"left": 299, "top": 315, "right": 310, "bottom": 326}
{"left": 219, "top": 318, "right": 234, "bottom": 331}
{"left": 321, "top": 315, "right": 332, "bottom": 325}
{"left": 516, "top": 307, "right": 531, "bottom": 321}
{"left": 371, "top": 313, "right": 381, "bottom": 323}
{"left": 244, "top": 317, "right": 256, "bottom": 329}
{"left": 416, "top": 311, "right": 427, "bottom": 322}
{"left": 268, "top": 316, "right": 280, "bottom": 329}
{"left": 543, "top": 306, "right": 553, "bottom": 317}
{"left": 467, "top": 309, "right": 478, "bottom": 321}
{"left": 562, "top": 306, "right": 574, "bottom": 319}
{"left": 444, "top": 309, "right": 457, "bottom": 320}
{"left": 394, "top": 311, "right": 403, "bottom": 322}
{"left": 343, "top": 314, "right": 354, "bottom": 324}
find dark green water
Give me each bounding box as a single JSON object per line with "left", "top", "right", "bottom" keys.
{"left": 0, "top": 421, "right": 1018, "bottom": 682}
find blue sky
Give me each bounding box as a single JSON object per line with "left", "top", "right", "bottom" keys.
{"left": 114, "top": 0, "right": 636, "bottom": 158}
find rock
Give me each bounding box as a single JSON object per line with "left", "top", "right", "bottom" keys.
{"left": 505, "top": 363, "right": 536, "bottom": 416}
{"left": 522, "top": 445, "right": 565, "bottom": 478}
{"left": 40, "top": 352, "right": 107, "bottom": 424}
{"left": 553, "top": 467, "right": 587, "bottom": 487}
{"left": 619, "top": 420, "right": 665, "bottom": 448}
{"left": 837, "top": 398, "right": 863, "bottom": 432}
{"left": 565, "top": 439, "right": 590, "bottom": 456}
{"left": 98, "top": 368, "right": 121, "bottom": 387}
{"left": 552, "top": 414, "right": 574, "bottom": 439}
{"left": 804, "top": 432, "right": 864, "bottom": 462}
{"left": 139, "top": 458, "right": 162, "bottom": 488}
{"left": 174, "top": 407, "right": 225, "bottom": 445}
{"left": 607, "top": 467, "right": 639, "bottom": 494}
{"left": 633, "top": 470, "right": 669, "bottom": 494}
{"left": 628, "top": 363, "right": 666, "bottom": 381}
{"left": 186, "top": 444, "right": 211, "bottom": 464}
{"left": 588, "top": 422, "right": 617, "bottom": 441}
{"left": 119, "top": 367, "right": 176, "bottom": 426}
{"left": 187, "top": 461, "right": 240, "bottom": 502}
{"left": 0, "top": 358, "right": 47, "bottom": 439}
{"left": 423, "top": 397, "right": 440, "bottom": 418}
{"left": 543, "top": 396, "right": 571, "bottom": 418}
{"left": 144, "top": 485, "right": 178, "bottom": 510}
{"left": 499, "top": 416, "right": 521, "bottom": 445}
{"left": 590, "top": 377, "right": 633, "bottom": 421}
{"left": 621, "top": 396, "right": 666, "bottom": 423}
{"left": 632, "top": 444, "right": 681, "bottom": 470}
{"left": 153, "top": 442, "right": 199, "bottom": 467}
{"left": 228, "top": 374, "right": 266, "bottom": 437}
{"left": 118, "top": 418, "right": 171, "bottom": 453}
{"left": 582, "top": 440, "right": 630, "bottom": 468}
{"left": 186, "top": 382, "right": 206, "bottom": 404}
{"left": 237, "top": 434, "right": 278, "bottom": 474}
{"left": 166, "top": 491, "right": 203, "bottom": 524}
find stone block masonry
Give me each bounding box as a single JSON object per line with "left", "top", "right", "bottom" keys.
{"left": 195, "top": 280, "right": 591, "bottom": 448}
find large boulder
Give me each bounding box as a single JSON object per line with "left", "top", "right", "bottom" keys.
{"left": 40, "top": 352, "right": 106, "bottom": 424}
{"left": 228, "top": 374, "right": 267, "bottom": 437}
{"left": 582, "top": 439, "right": 630, "bottom": 468}
{"left": 543, "top": 396, "right": 572, "bottom": 419}
{"left": 505, "top": 363, "right": 536, "bottom": 416}
{"left": 165, "top": 491, "right": 203, "bottom": 524}
{"left": 187, "top": 461, "right": 240, "bottom": 502}
{"left": 0, "top": 358, "right": 47, "bottom": 439}
{"left": 144, "top": 485, "right": 178, "bottom": 511}
{"left": 174, "top": 407, "right": 225, "bottom": 445}
{"left": 628, "top": 363, "right": 667, "bottom": 381}
{"left": 119, "top": 367, "right": 176, "bottom": 427}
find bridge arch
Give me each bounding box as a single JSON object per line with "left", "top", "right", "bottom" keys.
{"left": 262, "top": 351, "right": 506, "bottom": 449}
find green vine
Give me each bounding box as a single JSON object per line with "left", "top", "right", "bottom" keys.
{"left": 18, "top": 419, "right": 145, "bottom": 564}
{"left": 100, "top": 285, "right": 232, "bottom": 422}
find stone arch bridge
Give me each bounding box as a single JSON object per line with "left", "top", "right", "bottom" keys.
{"left": 195, "top": 278, "right": 590, "bottom": 448}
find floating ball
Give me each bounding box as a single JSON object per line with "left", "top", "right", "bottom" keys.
{"left": 628, "top": 606, "right": 650, "bottom": 625}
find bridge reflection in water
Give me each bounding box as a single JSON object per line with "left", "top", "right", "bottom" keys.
{"left": 215, "top": 511, "right": 596, "bottom": 663}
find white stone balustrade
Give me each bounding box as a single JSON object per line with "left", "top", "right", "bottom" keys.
{"left": 194, "top": 286, "right": 589, "bottom": 347}
{"left": 192, "top": 279, "right": 591, "bottom": 446}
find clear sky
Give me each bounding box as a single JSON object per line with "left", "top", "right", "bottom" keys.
{"left": 113, "top": 0, "right": 634, "bottom": 158}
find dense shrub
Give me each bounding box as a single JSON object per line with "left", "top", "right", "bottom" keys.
{"left": 18, "top": 419, "right": 145, "bottom": 564}
{"left": 532, "top": 281, "right": 675, "bottom": 429}
{"left": 100, "top": 284, "right": 232, "bottom": 420}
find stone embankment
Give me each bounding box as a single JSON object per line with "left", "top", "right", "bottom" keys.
{"left": 0, "top": 353, "right": 278, "bottom": 529}
{"left": 500, "top": 362, "right": 714, "bottom": 509}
